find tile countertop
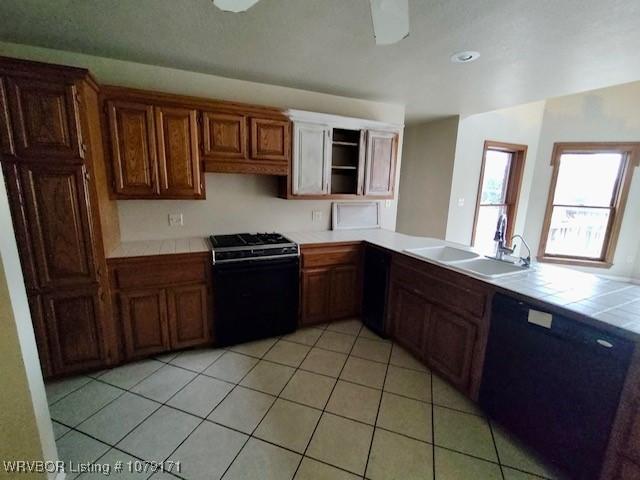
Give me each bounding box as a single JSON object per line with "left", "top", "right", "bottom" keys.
{"left": 107, "top": 237, "right": 210, "bottom": 258}
{"left": 284, "top": 229, "right": 640, "bottom": 338}
{"left": 108, "top": 229, "right": 640, "bottom": 338}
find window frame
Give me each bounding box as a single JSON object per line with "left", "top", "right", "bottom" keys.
{"left": 538, "top": 142, "right": 640, "bottom": 268}
{"left": 471, "top": 140, "right": 528, "bottom": 249}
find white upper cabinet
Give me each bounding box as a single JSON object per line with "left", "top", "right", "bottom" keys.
{"left": 292, "top": 121, "right": 331, "bottom": 195}
{"left": 364, "top": 129, "right": 398, "bottom": 197}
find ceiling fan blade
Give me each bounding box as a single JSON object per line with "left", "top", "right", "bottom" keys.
{"left": 369, "top": 0, "right": 409, "bottom": 45}
{"left": 213, "top": 0, "right": 262, "bottom": 13}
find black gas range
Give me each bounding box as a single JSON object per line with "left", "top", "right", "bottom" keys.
{"left": 209, "top": 232, "right": 298, "bottom": 263}
{"left": 209, "top": 233, "right": 299, "bottom": 346}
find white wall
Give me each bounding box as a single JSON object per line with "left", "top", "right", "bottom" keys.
{"left": 522, "top": 82, "right": 640, "bottom": 279}
{"left": 396, "top": 116, "right": 459, "bottom": 238}
{"left": 0, "top": 41, "right": 405, "bottom": 240}
{"left": 0, "top": 168, "right": 58, "bottom": 479}
{"left": 445, "top": 101, "right": 547, "bottom": 246}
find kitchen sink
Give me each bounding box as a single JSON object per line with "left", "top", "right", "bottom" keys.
{"left": 405, "top": 246, "right": 480, "bottom": 263}
{"left": 455, "top": 258, "right": 528, "bottom": 278}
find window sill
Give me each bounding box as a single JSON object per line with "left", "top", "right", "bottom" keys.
{"left": 536, "top": 255, "right": 613, "bottom": 269}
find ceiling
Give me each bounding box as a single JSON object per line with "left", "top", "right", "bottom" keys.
{"left": 1, "top": 0, "right": 639, "bottom": 122}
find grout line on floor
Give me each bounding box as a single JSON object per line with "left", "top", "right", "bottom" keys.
{"left": 290, "top": 321, "right": 365, "bottom": 478}
{"left": 361, "top": 332, "right": 391, "bottom": 478}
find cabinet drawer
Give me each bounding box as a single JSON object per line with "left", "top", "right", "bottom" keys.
{"left": 301, "top": 244, "right": 361, "bottom": 268}
{"left": 111, "top": 258, "right": 208, "bottom": 289}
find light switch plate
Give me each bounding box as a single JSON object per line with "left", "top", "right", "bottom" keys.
{"left": 457, "top": 197, "right": 465, "bottom": 207}
{"left": 168, "top": 213, "right": 183, "bottom": 226}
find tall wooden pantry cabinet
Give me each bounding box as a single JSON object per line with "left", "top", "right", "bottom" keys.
{"left": 0, "top": 57, "right": 119, "bottom": 378}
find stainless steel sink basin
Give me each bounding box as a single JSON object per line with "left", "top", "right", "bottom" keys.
{"left": 405, "top": 246, "right": 480, "bottom": 263}
{"left": 455, "top": 258, "right": 528, "bottom": 278}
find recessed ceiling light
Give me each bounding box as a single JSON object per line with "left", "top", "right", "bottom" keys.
{"left": 450, "top": 51, "right": 480, "bottom": 64}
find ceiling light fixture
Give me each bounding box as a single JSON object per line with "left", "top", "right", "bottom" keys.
{"left": 450, "top": 51, "right": 480, "bottom": 64}
{"left": 213, "top": 0, "right": 260, "bottom": 13}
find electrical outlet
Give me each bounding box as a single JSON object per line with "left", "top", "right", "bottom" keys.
{"left": 168, "top": 213, "right": 183, "bottom": 226}
{"left": 312, "top": 210, "right": 322, "bottom": 222}
{"left": 458, "top": 197, "right": 465, "bottom": 207}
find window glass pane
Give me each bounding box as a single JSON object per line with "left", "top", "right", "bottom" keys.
{"left": 474, "top": 205, "right": 507, "bottom": 255}
{"left": 545, "top": 206, "right": 610, "bottom": 258}
{"left": 553, "top": 153, "right": 622, "bottom": 206}
{"left": 480, "top": 150, "right": 511, "bottom": 204}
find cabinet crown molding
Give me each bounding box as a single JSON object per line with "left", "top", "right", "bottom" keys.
{"left": 286, "top": 109, "right": 403, "bottom": 132}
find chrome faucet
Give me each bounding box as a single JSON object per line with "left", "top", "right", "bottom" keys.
{"left": 493, "top": 214, "right": 510, "bottom": 260}
{"left": 510, "top": 234, "right": 532, "bottom": 267}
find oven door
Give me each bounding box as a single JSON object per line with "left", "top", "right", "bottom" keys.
{"left": 213, "top": 256, "right": 299, "bottom": 347}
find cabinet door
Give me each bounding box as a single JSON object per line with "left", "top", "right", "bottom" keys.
{"left": 613, "top": 457, "right": 640, "bottom": 480}
{"left": 622, "top": 400, "right": 640, "bottom": 463}
{"left": 292, "top": 122, "right": 331, "bottom": 195}
{"left": 7, "top": 77, "right": 83, "bottom": 160}
{"left": 388, "top": 282, "right": 431, "bottom": 359}
{"left": 28, "top": 295, "right": 53, "bottom": 378}
{"left": 43, "top": 287, "right": 108, "bottom": 375}
{"left": 0, "top": 77, "right": 15, "bottom": 156}
{"left": 250, "top": 117, "right": 290, "bottom": 162}
{"left": 301, "top": 267, "right": 332, "bottom": 326}
{"left": 202, "top": 111, "right": 247, "bottom": 160}
{"left": 119, "top": 288, "right": 170, "bottom": 359}
{"left": 167, "top": 284, "right": 210, "bottom": 349}
{"left": 330, "top": 264, "right": 360, "bottom": 320}
{"left": 107, "top": 100, "right": 159, "bottom": 197}
{"left": 20, "top": 164, "right": 96, "bottom": 289}
{"left": 425, "top": 307, "right": 477, "bottom": 390}
{"left": 364, "top": 130, "right": 397, "bottom": 197}
{"left": 2, "top": 163, "right": 39, "bottom": 289}
{"left": 155, "top": 106, "right": 203, "bottom": 198}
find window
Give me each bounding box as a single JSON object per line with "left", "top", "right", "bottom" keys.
{"left": 472, "top": 141, "right": 527, "bottom": 255}
{"left": 538, "top": 142, "right": 639, "bottom": 267}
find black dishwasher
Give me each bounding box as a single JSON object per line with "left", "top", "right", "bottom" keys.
{"left": 479, "top": 294, "right": 633, "bottom": 479}
{"left": 362, "top": 245, "right": 390, "bottom": 337}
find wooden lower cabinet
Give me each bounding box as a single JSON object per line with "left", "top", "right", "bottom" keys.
{"left": 612, "top": 457, "right": 640, "bottom": 479}
{"left": 388, "top": 282, "right": 430, "bottom": 359}
{"left": 426, "top": 307, "right": 478, "bottom": 390}
{"left": 120, "top": 288, "right": 170, "bottom": 359}
{"left": 109, "top": 253, "right": 212, "bottom": 360}
{"left": 43, "top": 286, "right": 109, "bottom": 375}
{"left": 167, "top": 284, "right": 209, "bottom": 350}
{"left": 300, "top": 243, "right": 362, "bottom": 326}
{"left": 386, "top": 255, "right": 488, "bottom": 396}
{"left": 329, "top": 264, "right": 360, "bottom": 320}
{"left": 301, "top": 267, "right": 331, "bottom": 325}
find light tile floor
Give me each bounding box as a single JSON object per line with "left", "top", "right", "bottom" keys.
{"left": 46, "top": 320, "right": 560, "bottom": 480}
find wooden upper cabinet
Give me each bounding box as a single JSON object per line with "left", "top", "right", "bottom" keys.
{"left": 167, "top": 284, "right": 210, "bottom": 349}
{"left": 364, "top": 130, "right": 398, "bottom": 197}
{"left": 20, "top": 164, "right": 96, "bottom": 289}
{"left": 107, "top": 100, "right": 159, "bottom": 197}
{"left": 155, "top": 106, "right": 203, "bottom": 198}
{"left": 7, "top": 77, "right": 84, "bottom": 160}
{"left": 250, "top": 117, "right": 290, "bottom": 162}
{"left": 292, "top": 122, "right": 331, "bottom": 195}
{"left": 202, "top": 111, "right": 247, "bottom": 160}
{"left": 0, "top": 77, "right": 15, "bottom": 156}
